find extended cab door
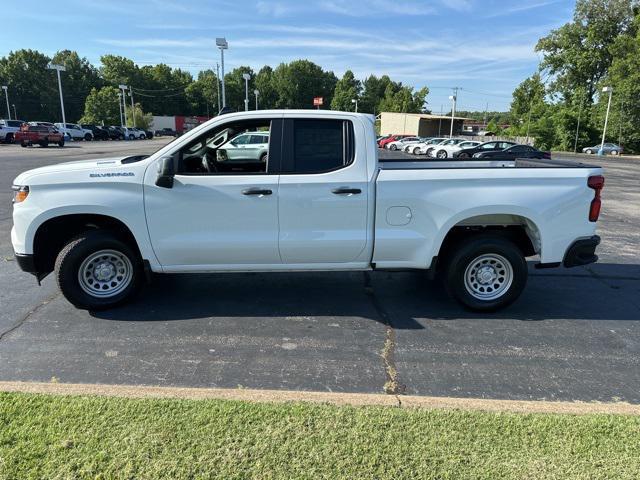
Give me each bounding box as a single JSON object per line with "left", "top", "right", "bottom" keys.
{"left": 277, "top": 117, "right": 370, "bottom": 265}
{"left": 143, "top": 117, "right": 282, "bottom": 269}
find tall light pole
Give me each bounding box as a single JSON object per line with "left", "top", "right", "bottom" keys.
{"left": 449, "top": 92, "right": 457, "bottom": 138}
{"left": 129, "top": 86, "right": 136, "bottom": 127}
{"left": 254, "top": 89, "right": 259, "bottom": 110}
{"left": 600, "top": 86, "right": 613, "bottom": 155}
{"left": 117, "top": 92, "right": 124, "bottom": 127}
{"left": 216, "top": 38, "right": 228, "bottom": 109}
{"left": 1, "top": 86, "right": 9, "bottom": 119}
{"left": 118, "top": 84, "right": 128, "bottom": 128}
{"left": 242, "top": 72, "right": 250, "bottom": 112}
{"left": 48, "top": 64, "right": 67, "bottom": 126}
{"left": 351, "top": 98, "right": 358, "bottom": 112}
{"left": 12, "top": 104, "right": 17, "bottom": 120}
{"left": 216, "top": 63, "right": 221, "bottom": 113}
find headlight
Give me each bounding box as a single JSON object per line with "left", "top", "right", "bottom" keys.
{"left": 12, "top": 185, "right": 29, "bottom": 203}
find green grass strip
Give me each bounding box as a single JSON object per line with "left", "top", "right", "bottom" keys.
{"left": 1, "top": 391, "right": 639, "bottom": 479}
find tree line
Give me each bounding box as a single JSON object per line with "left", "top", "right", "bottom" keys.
{"left": 503, "top": 0, "right": 640, "bottom": 153}
{"left": 0, "top": 51, "right": 428, "bottom": 127}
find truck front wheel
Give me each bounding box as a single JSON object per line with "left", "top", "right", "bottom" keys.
{"left": 55, "top": 231, "right": 142, "bottom": 310}
{"left": 443, "top": 234, "right": 527, "bottom": 312}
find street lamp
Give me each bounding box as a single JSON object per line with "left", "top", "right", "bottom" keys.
{"left": 12, "top": 104, "right": 17, "bottom": 120}
{"left": 128, "top": 86, "right": 136, "bottom": 127}
{"left": 216, "top": 37, "right": 228, "bottom": 108}
{"left": 118, "top": 84, "right": 128, "bottom": 128}
{"left": 351, "top": 98, "right": 358, "bottom": 112}
{"left": 216, "top": 63, "right": 221, "bottom": 113}
{"left": 254, "top": 89, "right": 259, "bottom": 110}
{"left": 1, "top": 86, "right": 9, "bottom": 119}
{"left": 48, "top": 64, "right": 67, "bottom": 127}
{"left": 242, "top": 72, "right": 251, "bottom": 112}
{"left": 600, "top": 86, "right": 613, "bottom": 155}
{"left": 449, "top": 94, "right": 457, "bottom": 138}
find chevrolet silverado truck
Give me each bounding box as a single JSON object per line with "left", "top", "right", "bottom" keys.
{"left": 11, "top": 110, "right": 604, "bottom": 311}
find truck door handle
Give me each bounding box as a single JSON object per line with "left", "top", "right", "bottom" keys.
{"left": 242, "top": 188, "right": 272, "bottom": 196}
{"left": 332, "top": 187, "right": 362, "bottom": 195}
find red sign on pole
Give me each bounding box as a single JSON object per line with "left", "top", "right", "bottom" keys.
{"left": 313, "top": 97, "right": 323, "bottom": 107}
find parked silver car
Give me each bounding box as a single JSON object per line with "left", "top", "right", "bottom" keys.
{"left": 583, "top": 143, "right": 622, "bottom": 155}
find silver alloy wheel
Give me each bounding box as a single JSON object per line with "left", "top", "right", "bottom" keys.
{"left": 437, "top": 150, "right": 447, "bottom": 158}
{"left": 78, "top": 249, "right": 133, "bottom": 298}
{"left": 463, "top": 253, "right": 513, "bottom": 301}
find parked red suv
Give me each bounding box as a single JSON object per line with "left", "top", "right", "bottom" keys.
{"left": 15, "top": 124, "right": 65, "bottom": 147}
{"left": 378, "top": 134, "right": 411, "bottom": 148}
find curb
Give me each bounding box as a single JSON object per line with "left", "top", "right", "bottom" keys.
{"left": 1, "top": 381, "right": 639, "bottom": 415}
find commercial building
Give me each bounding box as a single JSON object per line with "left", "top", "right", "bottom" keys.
{"left": 380, "top": 112, "right": 470, "bottom": 137}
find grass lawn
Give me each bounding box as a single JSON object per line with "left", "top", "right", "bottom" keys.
{"left": 1, "top": 392, "right": 640, "bottom": 479}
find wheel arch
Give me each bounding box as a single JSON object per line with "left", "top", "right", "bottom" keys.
{"left": 31, "top": 213, "right": 144, "bottom": 277}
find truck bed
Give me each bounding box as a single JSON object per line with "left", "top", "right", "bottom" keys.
{"left": 378, "top": 157, "right": 599, "bottom": 170}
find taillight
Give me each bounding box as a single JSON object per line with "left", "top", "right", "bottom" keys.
{"left": 587, "top": 175, "right": 604, "bottom": 222}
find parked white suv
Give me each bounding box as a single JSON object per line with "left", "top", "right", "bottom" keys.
{"left": 55, "top": 123, "right": 93, "bottom": 141}
{"left": 0, "top": 119, "right": 26, "bottom": 143}
{"left": 127, "top": 128, "right": 147, "bottom": 140}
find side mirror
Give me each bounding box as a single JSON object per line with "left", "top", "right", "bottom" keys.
{"left": 155, "top": 156, "right": 175, "bottom": 188}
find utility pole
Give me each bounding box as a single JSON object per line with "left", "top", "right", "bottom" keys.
{"left": 129, "top": 86, "right": 136, "bottom": 127}
{"left": 119, "top": 85, "right": 128, "bottom": 128}
{"left": 449, "top": 87, "right": 459, "bottom": 138}
{"left": 351, "top": 98, "right": 358, "bottom": 112}
{"left": 48, "top": 64, "right": 67, "bottom": 127}
{"left": 216, "top": 63, "right": 221, "bottom": 113}
{"left": 254, "top": 89, "right": 259, "bottom": 110}
{"left": 573, "top": 93, "right": 584, "bottom": 153}
{"left": 600, "top": 86, "right": 613, "bottom": 154}
{"left": 438, "top": 104, "right": 443, "bottom": 136}
{"left": 1, "top": 86, "right": 10, "bottom": 119}
{"left": 12, "top": 104, "right": 17, "bottom": 120}
{"left": 216, "top": 38, "right": 228, "bottom": 109}
{"left": 525, "top": 109, "right": 532, "bottom": 141}
{"left": 117, "top": 92, "right": 124, "bottom": 127}
{"left": 618, "top": 100, "right": 624, "bottom": 148}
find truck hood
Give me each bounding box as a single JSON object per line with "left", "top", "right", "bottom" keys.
{"left": 12, "top": 155, "right": 149, "bottom": 186}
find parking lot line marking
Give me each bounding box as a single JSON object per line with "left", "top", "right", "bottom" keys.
{"left": 1, "top": 381, "right": 639, "bottom": 415}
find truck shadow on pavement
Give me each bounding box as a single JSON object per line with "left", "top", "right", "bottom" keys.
{"left": 92, "top": 263, "right": 640, "bottom": 325}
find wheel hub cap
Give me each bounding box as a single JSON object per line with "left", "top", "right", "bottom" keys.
{"left": 463, "top": 254, "right": 514, "bottom": 301}
{"left": 78, "top": 249, "right": 133, "bottom": 299}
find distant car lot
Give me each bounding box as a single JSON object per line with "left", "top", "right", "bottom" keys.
{"left": 0, "top": 141, "right": 638, "bottom": 401}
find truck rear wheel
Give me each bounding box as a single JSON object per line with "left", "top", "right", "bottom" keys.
{"left": 443, "top": 234, "right": 527, "bottom": 312}
{"left": 55, "top": 231, "right": 142, "bottom": 310}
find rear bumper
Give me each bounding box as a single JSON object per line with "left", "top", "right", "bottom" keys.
{"left": 563, "top": 235, "right": 600, "bottom": 268}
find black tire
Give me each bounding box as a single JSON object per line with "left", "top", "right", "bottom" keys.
{"left": 84, "top": 133, "right": 92, "bottom": 141}
{"left": 412, "top": 147, "right": 420, "bottom": 155}
{"left": 140, "top": 134, "right": 146, "bottom": 140}
{"left": 5, "top": 133, "right": 14, "bottom": 144}
{"left": 442, "top": 234, "right": 527, "bottom": 312}
{"left": 129, "top": 134, "right": 135, "bottom": 140}
{"left": 21, "top": 141, "right": 28, "bottom": 147}
{"left": 260, "top": 152, "right": 268, "bottom": 163}
{"left": 611, "top": 150, "right": 618, "bottom": 155}
{"left": 390, "top": 144, "right": 397, "bottom": 151}
{"left": 436, "top": 149, "right": 447, "bottom": 159}
{"left": 119, "top": 134, "right": 124, "bottom": 140}
{"left": 40, "top": 139, "right": 49, "bottom": 148}
{"left": 58, "top": 139, "right": 65, "bottom": 147}
{"left": 458, "top": 152, "right": 469, "bottom": 158}
{"left": 54, "top": 230, "right": 142, "bottom": 310}
{"left": 585, "top": 149, "right": 593, "bottom": 154}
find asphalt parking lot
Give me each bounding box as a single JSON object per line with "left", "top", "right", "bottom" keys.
{"left": 0, "top": 139, "right": 638, "bottom": 402}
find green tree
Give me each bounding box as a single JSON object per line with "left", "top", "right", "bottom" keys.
{"left": 330, "top": 70, "right": 361, "bottom": 111}
{"left": 124, "top": 103, "right": 152, "bottom": 129}
{"left": 0, "top": 49, "right": 57, "bottom": 121}
{"left": 378, "top": 83, "right": 428, "bottom": 113}
{"left": 185, "top": 69, "right": 219, "bottom": 116}
{"left": 223, "top": 66, "right": 256, "bottom": 112}
{"left": 79, "top": 86, "right": 121, "bottom": 125}
{"left": 272, "top": 60, "right": 337, "bottom": 109}
{"left": 536, "top": 0, "right": 637, "bottom": 103}
{"left": 254, "top": 66, "right": 277, "bottom": 110}
{"left": 359, "top": 75, "right": 394, "bottom": 114}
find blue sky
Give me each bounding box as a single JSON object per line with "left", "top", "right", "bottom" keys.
{"left": 2, "top": 0, "right": 575, "bottom": 111}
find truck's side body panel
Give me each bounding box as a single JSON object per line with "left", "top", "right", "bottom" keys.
{"left": 373, "top": 166, "right": 601, "bottom": 268}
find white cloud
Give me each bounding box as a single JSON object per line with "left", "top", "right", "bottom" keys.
{"left": 484, "top": 0, "right": 560, "bottom": 18}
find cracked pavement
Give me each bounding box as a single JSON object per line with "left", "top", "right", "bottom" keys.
{"left": 0, "top": 140, "right": 638, "bottom": 402}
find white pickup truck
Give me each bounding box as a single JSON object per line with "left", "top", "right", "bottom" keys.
{"left": 11, "top": 110, "right": 604, "bottom": 311}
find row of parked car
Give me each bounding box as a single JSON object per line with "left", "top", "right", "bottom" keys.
{"left": 0, "top": 119, "right": 158, "bottom": 146}
{"left": 377, "top": 134, "right": 551, "bottom": 160}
